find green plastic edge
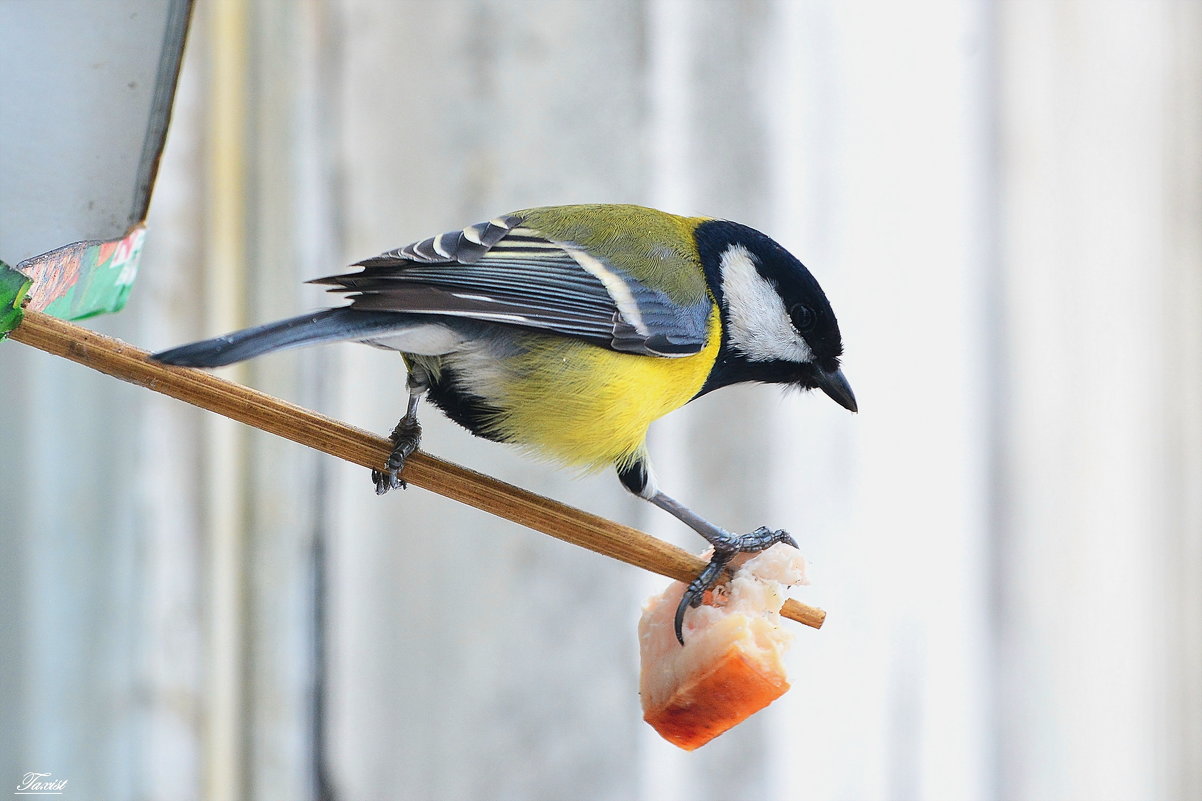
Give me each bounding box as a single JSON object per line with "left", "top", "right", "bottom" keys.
{"left": 4, "top": 225, "right": 145, "bottom": 334}
{"left": 39, "top": 234, "right": 142, "bottom": 321}
{"left": 0, "top": 260, "right": 32, "bottom": 338}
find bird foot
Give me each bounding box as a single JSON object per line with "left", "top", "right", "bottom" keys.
{"left": 372, "top": 417, "right": 422, "bottom": 494}
{"left": 673, "top": 526, "right": 798, "bottom": 645}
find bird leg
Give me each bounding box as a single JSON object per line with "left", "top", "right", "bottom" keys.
{"left": 373, "top": 374, "right": 426, "bottom": 494}
{"left": 616, "top": 457, "right": 797, "bottom": 644}
{"left": 646, "top": 492, "right": 797, "bottom": 643}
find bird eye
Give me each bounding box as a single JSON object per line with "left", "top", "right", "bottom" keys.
{"left": 790, "top": 303, "right": 816, "bottom": 333}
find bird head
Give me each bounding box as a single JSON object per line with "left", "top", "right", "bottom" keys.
{"left": 695, "top": 220, "right": 857, "bottom": 413}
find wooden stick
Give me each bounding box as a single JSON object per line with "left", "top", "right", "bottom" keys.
{"left": 8, "top": 309, "right": 826, "bottom": 629}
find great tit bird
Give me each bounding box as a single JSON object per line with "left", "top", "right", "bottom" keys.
{"left": 153, "top": 204, "right": 856, "bottom": 643}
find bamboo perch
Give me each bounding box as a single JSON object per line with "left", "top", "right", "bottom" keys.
{"left": 8, "top": 309, "right": 826, "bottom": 630}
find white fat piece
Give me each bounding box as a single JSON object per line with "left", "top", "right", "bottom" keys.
{"left": 719, "top": 244, "right": 813, "bottom": 363}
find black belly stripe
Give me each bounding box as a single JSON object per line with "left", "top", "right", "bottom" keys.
{"left": 616, "top": 457, "right": 650, "bottom": 496}
{"left": 424, "top": 368, "right": 509, "bottom": 442}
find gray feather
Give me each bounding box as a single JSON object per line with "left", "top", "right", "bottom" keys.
{"left": 151, "top": 308, "right": 412, "bottom": 367}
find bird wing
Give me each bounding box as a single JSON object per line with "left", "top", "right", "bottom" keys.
{"left": 311, "top": 214, "right": 712, "bottom": 357}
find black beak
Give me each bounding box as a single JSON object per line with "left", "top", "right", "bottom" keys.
{"left": 814, "top": 367, "right": 858, "bottom": 413}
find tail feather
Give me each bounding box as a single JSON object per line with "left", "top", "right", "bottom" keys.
{"left": 152, "top": 308, "right": 411, "bottom": 367}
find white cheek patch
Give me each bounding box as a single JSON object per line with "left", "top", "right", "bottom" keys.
{"left": 718, "top": 244, "right": 813, "bottom": 363}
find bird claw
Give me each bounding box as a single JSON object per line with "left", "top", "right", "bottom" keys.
{"left": 372, "top": 468, "right": 404, "bottom": 494}
{"left": 673, "top": 526, "right": 798, "bottom": 645}
{"left": 731, "top": 525, "right": 796, "bottom": 552}
{"left": 673, "top": 549, "right": 735, "bottom": 646}
{"left": 373, "top": 417, "right": 422, "bottom": 495}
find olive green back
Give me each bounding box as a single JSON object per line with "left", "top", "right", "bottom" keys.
{"left": 511, "top": 204, "right": 710, "bottom": 306}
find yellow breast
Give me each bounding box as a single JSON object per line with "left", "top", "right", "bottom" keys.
{"left": 484, "top": 308, "right": 723, "bottom": 470}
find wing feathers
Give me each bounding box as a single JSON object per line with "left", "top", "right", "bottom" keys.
{"left": 313, "top": 213, "right": 710, "bottom": 357}
{"left": 356, "top": 216, "right": 522, "bottom": 267}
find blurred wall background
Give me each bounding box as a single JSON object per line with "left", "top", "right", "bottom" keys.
{"left": 2, "top": 1, "right": 1200, "bottom": 800}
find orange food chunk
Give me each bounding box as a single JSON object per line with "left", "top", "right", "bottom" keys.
{"left": 638, "top": 543, "right": 808, "bottom": 750}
